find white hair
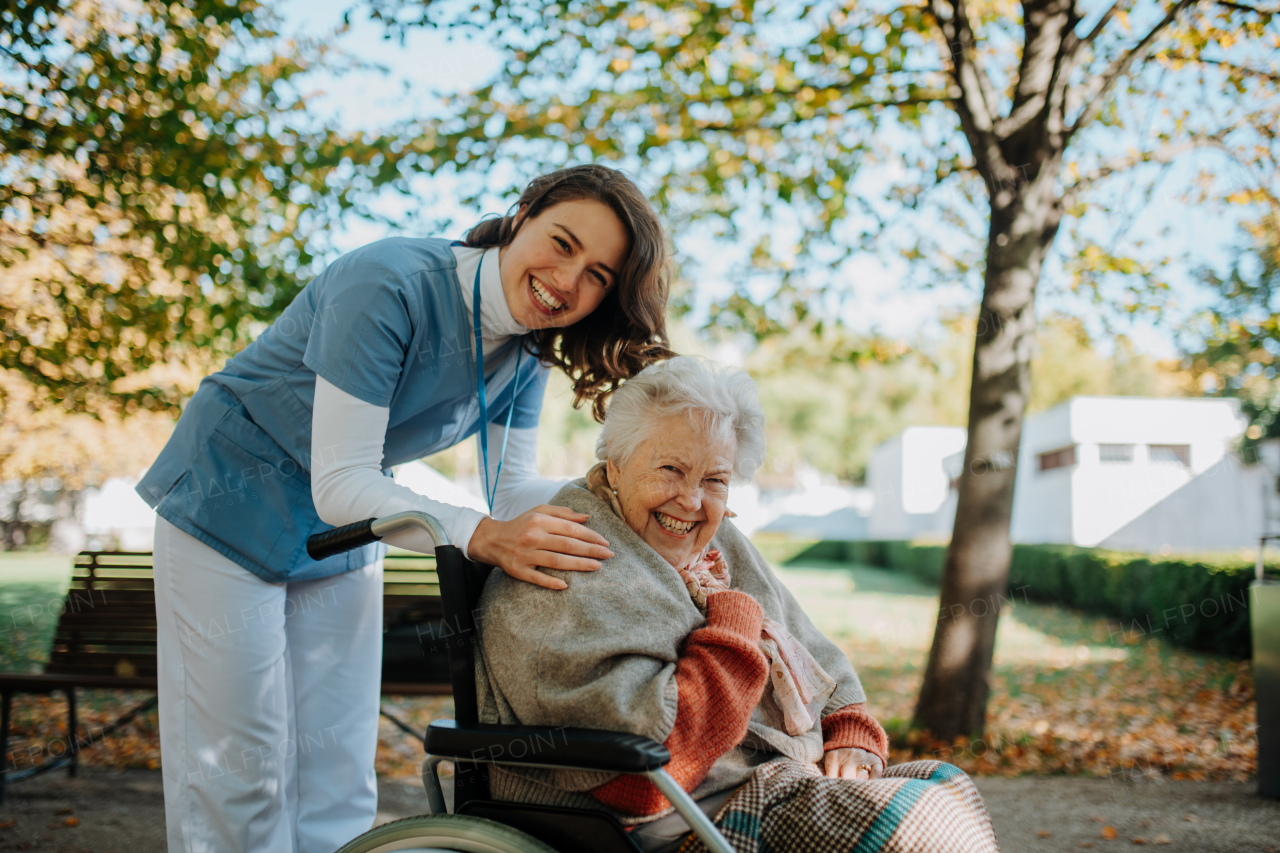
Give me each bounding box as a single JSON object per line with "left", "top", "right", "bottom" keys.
{"left": 595, "top": 356, "right": 766, "bottom": 481}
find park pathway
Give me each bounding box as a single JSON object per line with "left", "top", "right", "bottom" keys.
{"left": 0, "top": 768, "right": 1276, "bottom": 851}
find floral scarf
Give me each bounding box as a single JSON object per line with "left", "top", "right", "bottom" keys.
{"left": 585, "top": 462, "right": 835, "bottom": 736}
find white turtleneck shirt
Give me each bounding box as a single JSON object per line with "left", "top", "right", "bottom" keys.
{"left": 310, "top": 244, "right": 567, "bottom": 559}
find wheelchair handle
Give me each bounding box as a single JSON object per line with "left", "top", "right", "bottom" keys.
{"left": 306, "top": 511, "right": 450, "bottom": 560}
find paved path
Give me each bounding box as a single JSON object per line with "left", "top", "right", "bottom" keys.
{"left": 1, "top": 768, "right": 1276, "bottom": 851}
{"left": 972, "top": 776, "right": 1278, "bottom": 852}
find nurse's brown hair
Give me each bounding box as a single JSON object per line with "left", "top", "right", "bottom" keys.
{"left": 465, "top": 165, "right": 675, "bottom": 422}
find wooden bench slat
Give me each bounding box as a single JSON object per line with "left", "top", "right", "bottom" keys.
{"left": 55, "top": 605, "right": 158, "bottom": 615}
{"left": 52, "top": 646, "right": 158, "bottom": 655}
{"left": 66, "top": 582, "right": 155, "bottom": 589}
{"left": 48, "top": 664, "right": 158, "bottom": 676}
{"left": 0, "top": 673, "right": 160, "bottom": 690}
{"left": 55, "top": 606, "right": 158, "bottom": 617}
{"left": 53, "top": 638, "right": 157, "bottom": 645}
{"left": 53, "top": 637, "right": 157, "bottom": 645}
{"left": 51, "top": 642, "right": 159, "bottom": 653}
{"left": 46, "top": 664, "right": 159, "bottom": 678}
{"left": 54, "top": 621, "right": 159, "bottom": 632}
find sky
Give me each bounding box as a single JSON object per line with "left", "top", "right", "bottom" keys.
{"left": 274, "top": 0, "right": 1255, "bottom": 362}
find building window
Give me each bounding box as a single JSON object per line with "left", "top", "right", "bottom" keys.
{"left": 1099, "top": 443, "right": 1134, "bottom": 463}
{"left": 1037, "top": 445, "right": 1076, "bottom": 472}
{"left": 1149, "top": 444, "right": 1191, "bottom": 466}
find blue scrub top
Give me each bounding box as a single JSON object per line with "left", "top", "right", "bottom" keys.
{"left": 137, "top": 237, "right": 549, "bottom": 582}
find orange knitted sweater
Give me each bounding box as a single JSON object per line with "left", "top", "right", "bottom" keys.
{"left": 590, "top": 590, "right": 889, "bottom": 816}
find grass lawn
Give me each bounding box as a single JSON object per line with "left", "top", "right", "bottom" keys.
{"left": 0, "top": 551, "right": 1256, "bottom": 783}
{"left": 0, "top": 551, "right": 75, "bottom": 673}
{"left": 777, "top": 560, "right": 1255, "bottom": 782}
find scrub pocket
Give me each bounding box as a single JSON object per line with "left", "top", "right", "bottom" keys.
{"left": 178, "top": 407, "right": 314, "bottom": 580}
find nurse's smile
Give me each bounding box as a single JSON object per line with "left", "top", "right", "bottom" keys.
{"left": 499, "top": 198, "right": 629, "bottom": 330}
{"left": 529, "top": 274, "right": 567, "bottom": 314}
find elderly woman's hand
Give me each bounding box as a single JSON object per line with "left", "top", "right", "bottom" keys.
{"left": 677, "top": 549, "right": 731, "bottom": 609}
{"left": 822, "top": 747, "right": 885, "bottom": 781}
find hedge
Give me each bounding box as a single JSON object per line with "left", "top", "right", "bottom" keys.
{"left": 786, "top": 540, "right": 1265, "bottom": 658}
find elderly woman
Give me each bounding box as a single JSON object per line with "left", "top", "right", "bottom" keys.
{"left": 475, "top": 357, "right": 1001, "bottom": 853}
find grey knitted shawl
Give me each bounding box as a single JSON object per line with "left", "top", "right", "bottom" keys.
{"left": 474, "top": 479, "right": 868, "bottom": 822}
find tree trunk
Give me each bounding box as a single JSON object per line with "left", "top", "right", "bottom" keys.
{"left": 912, "top": 173, "right": 1062, "bottom": 741}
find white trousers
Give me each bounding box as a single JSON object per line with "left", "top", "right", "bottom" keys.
{"left": 153, "top": 517, "right": 384, "bottom": 853}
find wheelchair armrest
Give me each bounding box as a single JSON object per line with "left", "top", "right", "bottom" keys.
{"left": 425, "top": 719, "right": 671, "bottom": 773}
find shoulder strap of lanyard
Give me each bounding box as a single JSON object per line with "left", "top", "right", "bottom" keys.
{"left": 472, "top": 251, "right": 523, "bottom": 515}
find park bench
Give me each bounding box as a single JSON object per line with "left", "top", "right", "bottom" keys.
{"left": 0, "top": 549, "right": 452, "bottom": 803}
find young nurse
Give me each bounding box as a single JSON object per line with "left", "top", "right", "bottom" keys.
{"left": 135, "top": 165, "right": 673, "bottom": 853}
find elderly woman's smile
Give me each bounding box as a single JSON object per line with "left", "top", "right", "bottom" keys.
{"left": 606, "top": 413, "right": 733, "bottom": 568}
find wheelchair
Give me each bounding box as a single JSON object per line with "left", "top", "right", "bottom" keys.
{"left": 307, "top": 511, "right": 736, "bottom": 853}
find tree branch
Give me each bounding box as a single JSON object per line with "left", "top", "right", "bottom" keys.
{"left": 700, "top": 75, "right": 954, "bottom": 107}
{"left": 698, "top": 91, "right": 958, "bottom": 134}
{"left": 1067, "top": 0, "right": 1197, "bottom": 141}
{"left": 1193, "top": 57, "right": 1280, "bottom": 84}
{"left": 947, "top": 0, "right": 1003, "bottom": 129}
{"left": 1003, "top": 0, "right": 1083, "bottom": 146}
{"left": 1062, "top": 0, "right": 1126, "bottom": 59}
{"left": 1215, "top": 1, "right": 1279, "bottom": 13}
{"left": 1062, "top": 132, "right": 1228, "bottom": 202}
{"left": 926, "top": 0, "right": 1007, "bottom": 183}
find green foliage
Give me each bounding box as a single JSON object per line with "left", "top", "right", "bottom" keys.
{"left": 807, "top": 539, "right": 1262, "bottom": 658}
{"left": 748, "top": 532, "right": 822, "bottom": 565}
{"left": 368, "top": 0, "right": 1278, "bottom": 330}
{"left": 1183, "top": 216, "right": 1280, "bottom": 454}
{"left": 0, "top": 0, "right": 421, "bottom": 416}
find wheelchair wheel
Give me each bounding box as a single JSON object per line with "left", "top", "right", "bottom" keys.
{"left": 336, "top": 813, "right": 560, "bottom": 853}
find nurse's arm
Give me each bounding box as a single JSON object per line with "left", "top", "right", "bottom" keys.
{"left": 311, "top": 377, "right": 611, "bottom": 587}
{"left": 311, "top": 376, "right": 489, "bottom": 557}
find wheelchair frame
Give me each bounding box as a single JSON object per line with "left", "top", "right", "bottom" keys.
{"left": 309, "top": 511, "right": 736, "bottom": 853}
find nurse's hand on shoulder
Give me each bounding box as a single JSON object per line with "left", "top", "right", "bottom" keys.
{"left": 469, "top": 506, "right": 613, "bottom": 590}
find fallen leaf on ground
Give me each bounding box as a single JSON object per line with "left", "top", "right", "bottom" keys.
{"left": 0, "top": 819, "right": 15, "bottom": 829}
{"left": 1038, "top": 830, "right": 1052, "bottom": 837}
{"left": 1132, "top": 838, "right": 1148, "bottom": 845}
{"left": 1153, "top": 836, "right": 1172, "bottom": 845}
{"left": 63, "top": 816, "right": 80, "bottom": 827}
{"left": 1079, "top": 843, "right": 1095, "bottom": 849}
{"left": 1102, "top": 825, "right": 1119, "bottom": 839}
{"left": 54, "top": 807, "right": 74, "bottom": 815}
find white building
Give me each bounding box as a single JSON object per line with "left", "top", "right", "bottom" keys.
{"left": 756, "top": 467, "right": 873, "bottom": 540}
{"left": 868, "top": 396, "right": 1276, "bottom": 552}
{"left": 83, "top": 477, "right": 157, "bottom": 551}
{"left": 865, "top": 426, "right": 967, "bottom": 540}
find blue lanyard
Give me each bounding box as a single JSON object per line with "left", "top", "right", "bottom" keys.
{"left": 473, "top": 256, "right": 522, "bottom": 514}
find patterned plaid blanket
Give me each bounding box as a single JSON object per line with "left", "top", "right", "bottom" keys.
{"left": 678, "top": 759, "right": 1001, "bottom": 853}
